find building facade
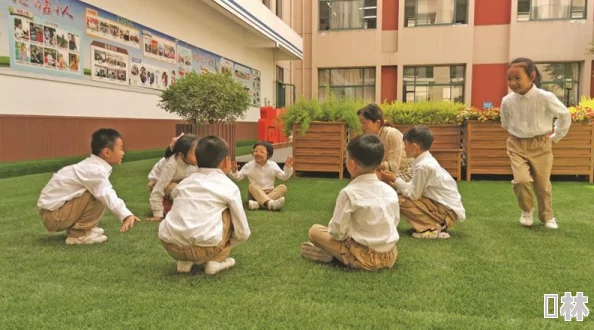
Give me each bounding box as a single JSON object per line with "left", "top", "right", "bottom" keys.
{"left": 291, "top": 0, "right": 594, "bottom": 109}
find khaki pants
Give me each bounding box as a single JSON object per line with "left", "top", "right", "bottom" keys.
{"left": 161, "top": 209, "right": 234, "bottom": 264}
{"left": 507, "top": 135, "right": 553, "bottom": 223}
{"left": 308, "top": 224, "right": 397, "bottom": 271}
{"left": 148, "top": 181, "right": 178, "bottom": 199}
{"left": 39, "top": 191, "right": 105, "bottom": 238}
{"left": 399, "top": 196, "right": 456, "bottom": 233}
{"left": 248, "top": 183, "right": 287, "bottom": 205}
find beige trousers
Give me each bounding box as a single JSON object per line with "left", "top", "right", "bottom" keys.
{"left": 147, "top": 181, "right": 178, "bottom": 199}
{"left": 506, "top": 135, "right": 554, "bottom": 223}
{"left": 399, "top": 196, "right": 457, "bottom": 233}
{"left": 39, "top": 191, "right": 105, "bottom": 238}
{"left": 308, "top": 224, "right": 397, "bottom": 271}
{"left": 248, "top": 183, "right": 287, "bottom": 205}
{"left": 161, "top": 209, "right": 234, "bottom": 264}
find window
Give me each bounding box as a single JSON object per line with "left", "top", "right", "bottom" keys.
{"left": 517, "top": 0, "right": 587, "bottom": 21}
{"left": 403, "top": 65, "right": 465, "bottom": 103}
{"left": 319, "top": 0, "right": 377, "bottom": 31}
{"left": 536, "top": 62, "right": 580, "bottom": 106}
{"left": 318, "top": 68, "right": 376, "bottom": 101}
{"left": 405, "top": 0, "right": 468, "bottom": 27}
{"left": 262, "top": 0, "right": 271, "bottom": 9}
{"left": 276, "top": 0, "right": 283, "bottom": 18}
{"left": 276, "top": 65, "right": 284, "bottom": 83}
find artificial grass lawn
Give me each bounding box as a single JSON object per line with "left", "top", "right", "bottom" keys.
{"left": 0, "top": 158, "right": 593, "bottom": 329}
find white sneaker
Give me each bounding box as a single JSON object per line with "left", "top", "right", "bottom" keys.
{"left": 65, "top": 232, "right": 108, "bottom": 245}
{"left": 519, "top": 209, "right": 534, "bottom": 227}
{"left": 248, "top": 200, "right": 260, "bottom": 210}
{"left": 176, "top": 261, "right": 194, "bottom": 273}
{"left": 544, "top": 219, "right": 558, "bottom": 229}
{"left": 205, "top": 258, "right": 236, "bottom": 275}
{"left": 91, "top": 227, "right": 104, "bottom": 235}
{"left": 267, "top": 197, "right": 285, "bottom": 211}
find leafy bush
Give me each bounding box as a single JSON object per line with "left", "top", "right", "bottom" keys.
{"left": 283, "top": 95, "right": 364, "bottom": 135}
{"left": 383, "top": 101, "right": 465, "bottom": 125}
{"left": 458, "top": 107, "right": 501, "bottom": 122}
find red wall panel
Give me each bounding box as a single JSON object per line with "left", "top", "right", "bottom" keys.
{"left": 475, "top": 0, "right": 511, "bottom": 26}
{"left": 471, "top": 64, "right": 509, "bottom": 109}
{"left": 381, "top": 66, "right": 398, "bottom": 103}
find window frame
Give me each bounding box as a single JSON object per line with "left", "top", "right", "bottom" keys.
{"left": 404, "top": 0, "right": 469, "bottom": 28}
{"left": 517, "top": 0, "right": 588, "bottom": 22}
{"left": 318, "top": 0, "right": 378, "bottom": 31}
{"left": 402, "top": 64, "right": 466, "bottom": 103}
{"left": 318, "top": 67, "right": 376, "bottom": 101}
{"left": 276, "top": 0, "right": 283, "bottom": 19}
{"left": 536, "top": 62, "right": 580, "bottom": 106}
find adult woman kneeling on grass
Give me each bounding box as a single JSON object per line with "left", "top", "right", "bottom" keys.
{"left": 357, "top": 103, "right": 413, "bottom": 181}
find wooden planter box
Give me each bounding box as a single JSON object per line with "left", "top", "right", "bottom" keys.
{"left": 395, "top": 124, "right": 463, "bottom": 181}
{"left": 292, "top": 121, "right": 347, "bottom": 179}
{"left": 465, "top": 121, "right": 594, "bottom": 183}
{"left": 175, "top": 122, "right": 236, "bottom": 160}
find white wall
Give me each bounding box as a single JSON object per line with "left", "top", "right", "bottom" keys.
{"left": 0, "top": 0, "right": 279, "bottom": 122}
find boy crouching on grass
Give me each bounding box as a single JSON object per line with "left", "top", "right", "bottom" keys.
{"left": 301, "top": 134, "right": 399, "bottom": 271}
{"left": 37, "top": 128, "right": 140, "bottom": 245}
{"left": 158, "top": 136, "right": 251, "bottom": 275}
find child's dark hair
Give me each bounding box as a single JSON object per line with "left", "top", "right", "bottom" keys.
{"left": 163, "top": 146, "right": 174, "bottom": 158}
{"left": 356, "top": 103, "right": 385, "bottom": 125}
{"left": 403, "top": 125, "right": 434, "bottom": 151}
{"left": 346, "top": 134, "right": 384, "bottom": 171}
{"left": 170, "top": 134, "right": 198, "bottom": 159}
{"left": 253, "top": 141, "right": 274, "bottom": 159}
{"left": 91, "top": 128, "right": 122, "bottom": 156}
{"left": 196, "top": 135, "right": 229, "bottom": 168}
{"left": 509, "top": 57, "right": 542, "bottom": 88}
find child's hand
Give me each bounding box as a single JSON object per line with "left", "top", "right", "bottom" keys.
{"left": 285, "top": 156, "right": 294, "bottom": 169}
{"left": 378, "top": 170, "right": 397, "bottom": 184}
{"left": 121, "top": 215, "right": 141, "bottom": 232}
{"left": 145, "top": 216, "right": 163, "bottom": 222}
{"left": 169, "top": 133, "right": 184, "bottom": 150}
{"left": 231, "top": 161, "right": 238, "bottom": 173}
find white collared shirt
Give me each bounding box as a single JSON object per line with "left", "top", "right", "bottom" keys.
{"left": 150, "top": 156, "right": 198, "bottom": 217}
{"left": 37, "top": 155, "right": 132, "bottom": 222}
{"left": 500, "top": 85, "right": 571, "bottom": 142}
{"left": 229, "top": 160, "right": 293, "bottom": 190}
{"left": 394, "top": 151, "right": 466, "bottom": 221}
{"left": 148, "top": 157, "right": 167, "bottom": 182}
{"left": 158, "top": 168, "right": 251, "bottom": 247}
{"left": 328, "top": 173, "right": 400, "bottom": 252}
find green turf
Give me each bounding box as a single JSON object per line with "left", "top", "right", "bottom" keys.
{"left": 0, "top": 159, "right": 592, "bottom": 329}
{"left": 0, "top": 56, "right": 9, "bottom": 66}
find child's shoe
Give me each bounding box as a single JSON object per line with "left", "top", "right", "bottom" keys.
{"left": 544, "top": 218, "right": 558, "bottom": 229}
{"left": 91, "top": 227, "right": 104, "bottom": 235}
{"left": 248, "top": 200, "right": 260, "bottom": 210}
{"left": 519, "top": 209, "right": 534, "bottom": 227}
{"left": 267, "top": 197, "right": 285, "bottom": 211}
{"left": 176, "top": 260, "right": 194, "bottom": 273}
{"left": 205, "top": 258, "right": 236, "bottom": 275}
{"left": 300, "top": 242, "right": 333, "bottom": 263}
{"left": 411, "top": 230, "right": 450, "bottom": 239}
{"left": 65, "top": 232, "right": 108, "bottom": 245}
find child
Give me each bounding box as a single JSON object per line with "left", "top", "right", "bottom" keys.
{"left": 381, "top": 125, "right": 465, "bottom": 239}
{"left": 159, "top": 136, "right": 251, "bottom": 275}
{"left": 229, "top": 141, "right": 293, "bottom": 211}
{"left": 147, "top": 134, "right": 199, "bottom": 221}
{"left": 501, "top": 57, "right": 571, "bottom": 229}
{"left": 147, "top": 133, "right": 185, "bottom": 191}
{"left": 37, "top": 128, "right": 140, "bottom": 245}
{"left": 300, "top": 134, "right": 399, "bottom": 271}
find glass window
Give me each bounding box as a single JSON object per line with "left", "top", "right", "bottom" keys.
{"left": 318, "top": 68, "right": 376, "bottom": 101}
{"left": 405, "top": 0, "right": 468, "bottom": 27}
{"left": 403, "top": 65, "right": 465, "bottom": 103}
{"left": 319, "top": 0, "right": 377, "bottom": 30}
{"left": 536, "top": 62, "right": 580, "bottom": 106}
{"left": 517, "top": 0, "right": 587, "bottom": 21}
{"left": 276, "top": 0, "right": 283, "bottom": 18}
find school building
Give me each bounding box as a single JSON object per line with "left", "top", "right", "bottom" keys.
{"left": 0, "top": 0, "right": 301, "bottom": 162}
{"left": 286, "top": 0, "right": 594, "bottom": 108}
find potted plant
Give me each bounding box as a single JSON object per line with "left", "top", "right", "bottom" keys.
{"left": 159, "top": 71, "right": 251, "bottom": 159}
{"left": 383, "top": 101, "right": 465, "bottom": 180}
{"left": 282, "top": 95, "right": 364, "bottom": 179}
{"left": 461, "top": 103, "right": 594, "bottom": 182}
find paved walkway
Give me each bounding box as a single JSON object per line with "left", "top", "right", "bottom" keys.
{"left": 236, "top": 146, "right": 292, "bottom": 165}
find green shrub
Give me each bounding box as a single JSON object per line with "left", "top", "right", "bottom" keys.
{"left": 382, "top": 101, "right": 464, "bottom": 125}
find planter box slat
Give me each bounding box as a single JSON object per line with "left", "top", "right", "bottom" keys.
{"left": 293, "top": 122, "right": 347, "bottom": 179}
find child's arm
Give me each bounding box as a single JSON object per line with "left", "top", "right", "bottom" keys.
{"left": 546, "top": 94, "right": 571, "bottom": 142}
{"left": 327, "top": 190, "right": 353, "bottom": 241}
{"left": 500, "top": 99, "right": 508, "bottom": 130}
{"left": 394, "top": 166, "right": 429, "bottom": 200}
{"left": 275, "top": 157, "right": 294, "bottom": 181}
{"left": 229, "top": 161, "right": 249, "bottom": 181}
{"left": 227, "top": 186, "right": 251, "bottom": 247}
{"left": 148, "top": 158, "right": 177, "bottom": 219}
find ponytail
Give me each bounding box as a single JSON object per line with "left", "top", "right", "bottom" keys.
{"left": 509, "top": 57, "right": 541, "bottom": 88}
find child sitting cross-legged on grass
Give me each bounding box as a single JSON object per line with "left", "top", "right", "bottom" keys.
{"left": 379, "top": 125, "right": 466, "bottom": 239}
{"left": 229, "top": 141, "right": 293, "bottom": 211}
{"left": 301, "top": 134, "right": 399, "bottom": 271}
{"left": 158, "top": 136, "right": 251, "bottom": 275}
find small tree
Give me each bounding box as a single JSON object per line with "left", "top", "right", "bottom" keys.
{"left": 159, "top": 71, "right": 251, "bottom": 124}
